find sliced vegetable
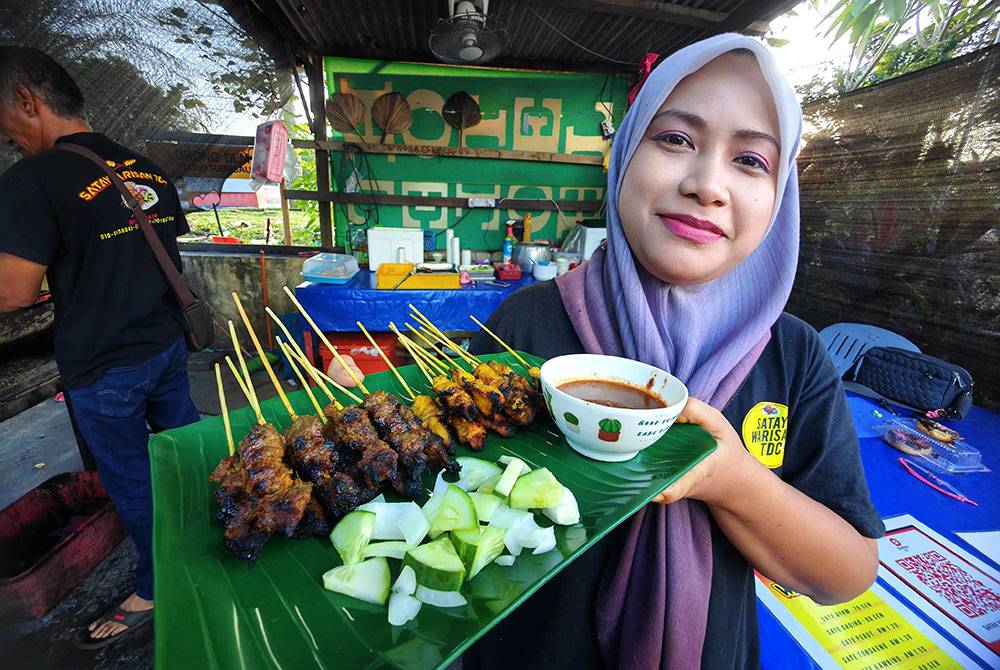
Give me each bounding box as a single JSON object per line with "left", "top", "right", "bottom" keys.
{"left": 388, "top": 592, "right": 422, "bottom": 626}
{"left": 494, "top": 555, "right": 515, "bottom": 567}
{"left": 455, "top": 458, "right": 503, "bottom": 491}
{"left": 403, "top": 537, "right": 467, "bottom": 591}
{"left": 365, "top": 541, "right": 414, "bottom": 561}
{"left": 451, "top": 526, "right": 506, "bottom": 580}
{"left": 322, "top": 556, "right": 391, "bottom": 605}
{"left": 392, "top": 565, "right": 417, "bottom": 595}
{"left": 475, "top": 473, "right": 502, "bottom": 496}
{"left": 531, "top": 526, "right": 557, "bottom": 554}
{"left": 428, "top": 484, "right": 478, "bottom": 538}
{"left": 498, "top": 454, "right": 531, "bottom": 472}
{"left": 542, "top": 486, "right": 580, "bottom": 525}
{"left": 415, "top": 585, "right": 467, "bottom": 608}
{"left": 357, "top": 501, "right": 428, "bottom": 543}
{"left": 421, "top": 472, "right": 450, "bottom": 523}
{"left": 488, "top": 503, "right": 532, "bottom": 530}
{"left": 509, "top": 468, "right": 564, "bottom": 510}
{"left": 494, "top": 458, "right": 525, "bottom": 498}
{"left": 330, "top": 510, "right": 375, "bottom": 565}
{"left": 469, "top": 491, "right": 501, "bottom": 523}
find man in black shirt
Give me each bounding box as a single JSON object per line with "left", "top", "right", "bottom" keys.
{"left": 0, "top": 47, "right": 199, "bottom": 647}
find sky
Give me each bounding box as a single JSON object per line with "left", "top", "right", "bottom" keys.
{"left": 763, "top": 1, "right": 855, "bottom": 89}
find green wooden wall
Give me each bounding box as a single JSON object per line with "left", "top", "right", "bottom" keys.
{"left": 323, "top": 57, "right": 628, "bottom": 252}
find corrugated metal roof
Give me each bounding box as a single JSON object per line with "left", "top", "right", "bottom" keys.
{"left": 226, "top": 0, "right": 800, "bottom": 71}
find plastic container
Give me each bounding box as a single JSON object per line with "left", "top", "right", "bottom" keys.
{"left": 318, "top": 332, "right": 404, "bottom": 375}
{"left": 375, "top": 263, "right": 460, "bottom": 290}
{"left": 493, "top": 262, "right": 523, "bottom": 281}
{"left": 301, "top": 253, "right": 360, "bottom": 284}
{"left": 367, "top": 228, "right": 424, "bottom": 271}
{"left": 878, "top": 417, "right": 987, "bottom": 473}
{"left": 0, "top": 472, "right": 126, "bottom": 618}
{"left": 533, "top": 261, "right": 558, "bottom": 281}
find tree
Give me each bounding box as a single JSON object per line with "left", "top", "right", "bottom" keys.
{"left": 799, "top": 0, "right": 998, "bottom": 101}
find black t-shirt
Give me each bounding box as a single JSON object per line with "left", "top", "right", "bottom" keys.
{"left": 0, "top": 132, "right": 189, "bottom": 388}
{"left": 465, "top": 281, "right": 885, "bottom": 670}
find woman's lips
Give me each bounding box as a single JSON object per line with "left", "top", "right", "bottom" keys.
{"left": 658, "top": 213, "right": 725, "bottom": 243}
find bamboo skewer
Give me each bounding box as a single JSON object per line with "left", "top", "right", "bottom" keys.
{"left": 278, "top": 338, "right": 327, "bottom": 421}
{"left": 224, "top": 355, "right": 261, "bottom": 422}
{"left": 215, "top": 363, "right": 235, "bottom": 456}
{"left": 283, "top": 286, "right": 369, "bottom": 394}
{"left": 404, "top": 323, "right": 461, "bottom": 371}
{"left": 264, "top": 307, "right": 335, "bottom": 401}
{"left": 408, "top": 304, "right": 481, "bottom": 365}
{"left": 311, "top": 368, "right": 363, "bottom": 405}
{"left": 469, "top": 314, "right": 533, "bottom": 370}
{"left": 232, "top": 292, "right": 296, "bottom": 420}
{"left": 390, "top": 323, "right": 434, "bottom": 385}
{"left": 405, "top": 339, "right": 449, "bottom": 379}
{"left": 285, "top": 347, "right": 342, "bottom": 410}
{"left": 228, "top": 321, "right": 263, "bottom": 422}
{"left": 400, "top": 326, "right": 452, "bottom": 374}
{"left": 357, "top": 321, "right": 415, "bottom": 399}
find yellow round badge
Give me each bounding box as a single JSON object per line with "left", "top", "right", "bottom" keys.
{"left": 741, "top": 402, "right": 788, "bottom": 469}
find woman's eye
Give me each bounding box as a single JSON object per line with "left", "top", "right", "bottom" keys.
{"left": 735, "top": 154, "right": 770, "bottom": 172}
{"left": 652, "top": 132, "right": 690, "bottom": 147}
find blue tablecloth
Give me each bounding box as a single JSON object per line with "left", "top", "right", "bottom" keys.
{"left": 294, "top": 271, "right": 535, "bottom": 333}
{"left": 759, "top": 392, "right": 1000, "bottom": 668}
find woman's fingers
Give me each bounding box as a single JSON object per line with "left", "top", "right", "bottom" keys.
{"left": 327, "top": 355, "right": 365, "bottom": 388}
{"left": 676, "top": 397, "right": 727, "bottom": 438}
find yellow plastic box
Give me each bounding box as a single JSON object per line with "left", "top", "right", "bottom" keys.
{"left": 375, "top": 263, "right": 461, "bottom": 290}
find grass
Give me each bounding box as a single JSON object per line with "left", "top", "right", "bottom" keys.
{"left": 182, "top": 208, "right": 320, "bottom": 246}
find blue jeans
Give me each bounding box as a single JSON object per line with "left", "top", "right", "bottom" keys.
{"left": 65, "top": 338, "right": 200, "bottom": 600}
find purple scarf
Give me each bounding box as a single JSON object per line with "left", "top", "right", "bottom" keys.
{"left": 555, "top": 34, "right": 803, "bottom": 668}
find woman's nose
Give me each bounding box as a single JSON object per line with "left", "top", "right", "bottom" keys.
{"left": 679, "top": 161, "right": 729, "bottom": 207}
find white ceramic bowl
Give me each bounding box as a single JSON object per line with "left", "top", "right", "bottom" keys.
{"left": 539, "top": 354, "right": 689, "bottom": 462}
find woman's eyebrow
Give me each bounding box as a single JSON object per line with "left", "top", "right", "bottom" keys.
{"left": 651, "top": 108, "right": 780, "bottom": 151}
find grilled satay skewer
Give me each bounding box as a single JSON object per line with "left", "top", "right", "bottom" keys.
{"left": 469, "top": 314, "right": 542, "bottom": 382}
{"left": 394, "top": 328, "right": 488, "bottom": 449}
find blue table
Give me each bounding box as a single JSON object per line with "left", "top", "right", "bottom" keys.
{"left": 294, "top": 271, "right": 535, "bottom": 333}
{"left": 759, "top": 392, "right": 1000, "bottom": 668}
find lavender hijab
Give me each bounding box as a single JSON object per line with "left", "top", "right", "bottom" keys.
{"left": 554, "top": 34, "right": 803, "bottom": 668}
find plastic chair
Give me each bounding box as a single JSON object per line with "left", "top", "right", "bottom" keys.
{"left": 818, "top": 322, "right": 920, "bottom": 377}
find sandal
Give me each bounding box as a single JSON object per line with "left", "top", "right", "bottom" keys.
{"left": 73, "top": 605, "right": 154, "bottom": 649}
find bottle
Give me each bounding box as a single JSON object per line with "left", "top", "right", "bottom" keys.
{"left": 502, "top": 220, "right": 515, "bottom": 265}
{"left": 523, "top": 213, "right": 533, "bottom": 242}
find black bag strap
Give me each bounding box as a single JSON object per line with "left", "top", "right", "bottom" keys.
{"left": 58, "top": 143, "right": 195, "bottom": 308}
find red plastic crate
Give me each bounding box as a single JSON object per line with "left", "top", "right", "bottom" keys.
{"left": 0, "top": 472, "right": 126, "bottom": 619}
{"left": 317, "top": 331, "right": 404, "bottom": 376}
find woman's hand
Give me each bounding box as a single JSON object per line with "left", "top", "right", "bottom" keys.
{"left": 652, "top": 397, "right": 758, "bottom": 505}
{"left": 327, "top": 355, "right": 365, "bottom": 388}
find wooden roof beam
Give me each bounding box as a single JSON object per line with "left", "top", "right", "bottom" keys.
{"left": 530, "top": 0, "right": 770, "bottom": 35}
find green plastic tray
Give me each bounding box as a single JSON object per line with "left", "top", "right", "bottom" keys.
{"left": 151, "top": 352, "right": 715, "bottom": 669}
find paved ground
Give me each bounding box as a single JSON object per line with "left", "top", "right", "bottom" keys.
{"left": 0, "top": 351, "right": 292, "bottom": 670}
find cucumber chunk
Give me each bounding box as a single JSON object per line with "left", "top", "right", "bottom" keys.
{"left": 322, "top": 556, "right": 391, "bottom": 605}
{"left": 476, "top": 473, "right": 502, "bottom": 496}
{"left": 542, "top": 486, "right": 581, "bottom": 525}
{"left": 498, "top": 454, "right": 532, "bottom": 472}
{"left": 403, "top": 537, "right": 467, "bottom": 591}
{"left": 364, "top": 541, "right": 414, "bottom": 560}
{"left": 509, "top": 468, "right": 564, "bottom": 510}
{"left": 494, "top": 458, "right": 525, "bottom": 498}
{"left": 451, "top": 526, "right": 506, "bottom": 580}
{"left": 330, "top": 510, "right": 375, "bottom": 565}
{"left": 469, "top": 491, "right": 501, "bottom": 523}
{"left": 428, "top": 484, "right": 478, "bottom": 538}
{"left": 456, "top": 458, "right": 503, "bottom": 491}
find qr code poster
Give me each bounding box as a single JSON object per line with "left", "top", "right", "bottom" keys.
{"left": 879, "top": 525, "right": 1000, "bottom": 658}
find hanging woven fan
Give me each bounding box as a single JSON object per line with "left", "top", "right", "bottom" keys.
{"left": 326, "top": 92, "right": 366, "bottom": 135}
{"left": 442, "top": 91, "right": 481, "bottom": 147}
{"left": 371, "top": 92, "right": 412, "bottom": 143}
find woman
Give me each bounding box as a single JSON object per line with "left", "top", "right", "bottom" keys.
{"left": 463, "top": 34, "right": 884, "bottom": 669}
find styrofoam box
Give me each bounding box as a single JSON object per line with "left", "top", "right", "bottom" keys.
{"left": 367, "top": 228, "right": 424, "bottom": 271}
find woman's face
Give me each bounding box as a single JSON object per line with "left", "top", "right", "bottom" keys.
{"left": 618, "top": 52, "right": 781, "bottom": 285}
